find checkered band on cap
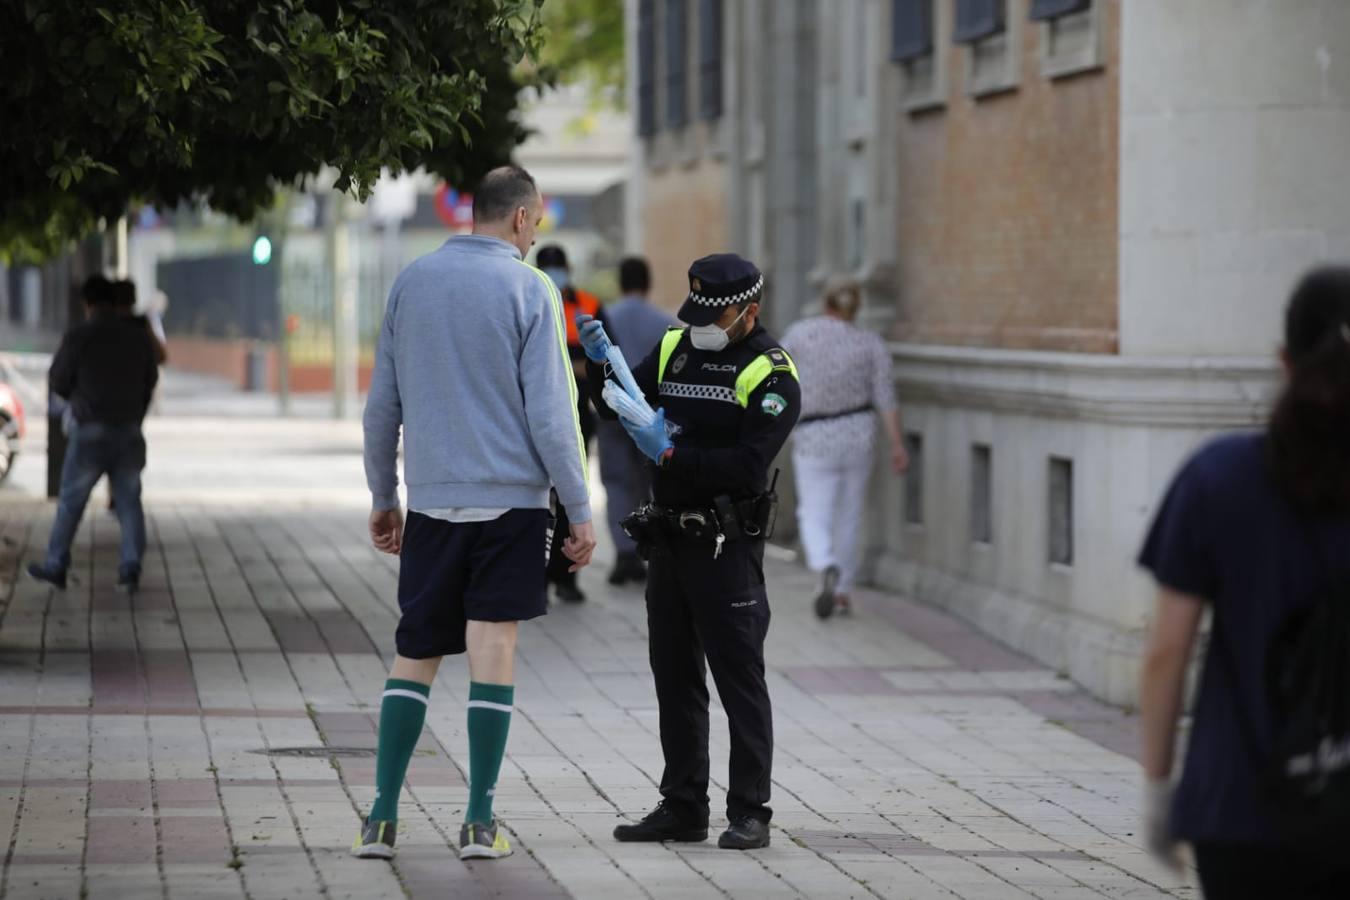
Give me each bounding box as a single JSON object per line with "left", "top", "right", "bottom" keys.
{"left": 686, "top": 274, "right": 764, "bottom": 309}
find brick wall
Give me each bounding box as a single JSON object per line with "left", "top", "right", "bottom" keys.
{"left": 164, "top": 336, "right": 373, "bottom": 393}
{"left": 639, "top": 159, "right": 730, "bottom": 315}
{"left": 892, "top": 0, "right": 1120, "bottom": 353}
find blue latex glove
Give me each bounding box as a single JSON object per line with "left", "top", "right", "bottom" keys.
{"left": 575, "top": 313, "right": 611, "bottom": 363}
{"left": 621, "top": 408, "right": 674, "bottom": 463}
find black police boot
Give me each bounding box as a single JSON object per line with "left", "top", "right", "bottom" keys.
{"left": 717, "top": 816, "right": 770, "bottom": 850}
{"left": 613, "top": 801, "right": 708, "bottom": 843}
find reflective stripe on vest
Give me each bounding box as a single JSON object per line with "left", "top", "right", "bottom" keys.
{"left": 656, "top": 328, "right": 798, "bottom": 408}
{"left": 656, "top": 328, "right": 685, "bottom": 382}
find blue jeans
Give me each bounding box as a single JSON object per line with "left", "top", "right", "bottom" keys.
{"left": 44, "top": 422, "right": 146, "bottom": 577}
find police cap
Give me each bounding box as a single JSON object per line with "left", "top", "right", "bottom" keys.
{"left": 677, "top": 253, "right": 763, "bottom": 326}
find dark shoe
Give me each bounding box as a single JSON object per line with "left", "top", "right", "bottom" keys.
{"left": 556, "top": 580, "right": 587, "bottom": 603}
{"left": 27, "top": 563, "right": 66, "bottom": 591}
{"left": 116, "top": 567, "right": 140, "bottom": 594}
{"left": 814, "top": 565, "right": 840, "bottom": 619}
{"left": 613, "top": 801, "right": 708, "bottom": 843}
{"left": 351, "top": 817, "right": 397, "bottom": 859}
{"left": 718, "top": 816, "right": 770, "bottom": 850}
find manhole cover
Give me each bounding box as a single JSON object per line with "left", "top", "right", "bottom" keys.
{"left": 252, "top": 747, "right": 376, "bottom": 758}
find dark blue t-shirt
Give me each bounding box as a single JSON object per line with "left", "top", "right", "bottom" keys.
{"left": 1139, "top": 431, "right": 1350, "bottom": 844}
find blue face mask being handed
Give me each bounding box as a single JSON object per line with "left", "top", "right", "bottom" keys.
{"left": 542, "top": 267, "right": 570, "bottom": 291}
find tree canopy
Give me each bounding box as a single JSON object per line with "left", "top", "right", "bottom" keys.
{"left": 538, "top": 0, "right": 624, "bottom": 109}
{"left": 0, "top": 0, "right": 545, "bottom": 263}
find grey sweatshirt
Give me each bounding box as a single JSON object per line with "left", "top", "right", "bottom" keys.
{"left": 363, "top": 235, "right": 591, "bottom": 522}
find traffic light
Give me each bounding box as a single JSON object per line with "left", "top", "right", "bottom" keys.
{"left": 251, "top": 235, "right": 273, "bottom": 265}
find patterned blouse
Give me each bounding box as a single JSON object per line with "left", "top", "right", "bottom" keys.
{"left": 781, "top": 316, "right": 896, "bottom": 460}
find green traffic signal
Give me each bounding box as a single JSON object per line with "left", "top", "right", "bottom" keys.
{"left": 252, "top": 236, "right": 273, "bottom": 265}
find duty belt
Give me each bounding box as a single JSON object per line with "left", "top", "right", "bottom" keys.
{"left": 623, "top": 497, "right": 775, "bottom": 560}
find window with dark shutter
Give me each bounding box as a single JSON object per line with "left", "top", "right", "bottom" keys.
{"left": 891, "top": 0, "right": 933, "bottom": 63}
{"left": 665, "top": 0, "right": 688, "bottom": 129}
{"left": 699, "top": 0, "right": 723, "bottom": 120}
{"left": 1030, "top": 0, "right": 1090, "bottom": 21}
{"left": 953, "top": 0, "right": 1005, "bottom": 44}
{"left": 637, "top": 0, "right": 656, "bottom": 137}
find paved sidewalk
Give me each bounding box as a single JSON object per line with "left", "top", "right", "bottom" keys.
{"left": 0, "top": 417, "right": 1195, "bottom": 899}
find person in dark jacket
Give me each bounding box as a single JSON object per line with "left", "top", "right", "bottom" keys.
{"left": 1138, "top": 266, "right": 1350, "bottom": 898}
{"left": 28, "top": 275, "right": 159, "bottom": 592}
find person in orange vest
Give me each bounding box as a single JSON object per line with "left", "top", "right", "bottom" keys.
{"left": 535, "top": 244, "right": 608, "bottom": 604}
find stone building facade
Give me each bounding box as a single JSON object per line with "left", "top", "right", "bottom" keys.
{"left": 626, "top": 0, "right": 1350, "bottom": 703}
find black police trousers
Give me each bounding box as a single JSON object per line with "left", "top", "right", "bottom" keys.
{"left": 646, "top": 533, "right": 773, "bottom": 824}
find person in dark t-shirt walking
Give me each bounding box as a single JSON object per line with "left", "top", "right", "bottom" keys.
{"left": 1138, "top": 266, "right": 1350, "bottom": 899}
{"left": 28, "top": 275, "right": 159, "bottom": 593}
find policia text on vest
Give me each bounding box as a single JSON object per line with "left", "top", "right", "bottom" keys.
{"left": 585, "top": 253, "right": 801, "bottom": 850}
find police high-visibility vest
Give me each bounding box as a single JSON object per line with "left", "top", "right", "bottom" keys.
{"left": 563, "top": 289, "right": 601, "bottom": 346}
{"left": 656, "top": 327, "right": 798, "bottom": 408}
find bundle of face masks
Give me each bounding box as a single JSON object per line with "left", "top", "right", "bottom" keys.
{"left": 601, "top": 345, "right": 681, "bottom": 436}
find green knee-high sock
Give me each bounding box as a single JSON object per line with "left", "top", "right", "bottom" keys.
{"left": 368, "top": 678, "right": 430, "bottom": 823}
{"left": 465, "top": 682, "right": 514, "bottom": 825}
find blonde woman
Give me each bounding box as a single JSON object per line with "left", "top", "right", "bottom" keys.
{"left": 782, "top": 276, "right": 906, "bottom": 619}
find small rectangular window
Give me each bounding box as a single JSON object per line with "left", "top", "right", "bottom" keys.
{"left": 891, "top": 0, "right": 933, "bottom": 63}
{"left": 698, "top": 0, "right": 723, "bottom": 120}
{"left": 637, "top": 0, "right": 657, "bottom": 137}
{"left": 665, "top": 0, "right": 688, "bottom": 129}
{"left": 1049, "top": 457, "right": 1074, "bottom": 565}
{"left": 954, "top": 0, "right": 1005, "bottom": 45}
{"left": 1029, "top": 0, "right": 1090, "bottom": 21}
{"left": 904, "top": 433, "right": 924, "bottom": 525}
{"left": 970, "top": 443, "right": 992, "bottom": 545}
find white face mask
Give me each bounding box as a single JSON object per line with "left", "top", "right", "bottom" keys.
{"left": 690, "top": 308, "right": 748, "bottom": 352}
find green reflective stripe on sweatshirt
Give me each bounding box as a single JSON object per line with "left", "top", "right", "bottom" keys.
{"left": 516, "top": 260, "right": 588, "bottom": 484}
{"left": 734, "top": 349, "right": 798, "bottom": 407}
{"left": 655, "top": 328, "right": 685, "bottom": 383}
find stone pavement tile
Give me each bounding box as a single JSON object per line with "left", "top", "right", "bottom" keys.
{"left": 160, "top": 814, "right": 233, "bottom": 864}
{"left": 86, "top": 814, "right": 158, "bottom": 865}
{"left": 162, "top": 863, "right": 248, "bottom": 900}
{"left": 12, "top": 786, "right": 86, "bottom": 861}
{"left": 969, "top": 853, "right": 1106, "bottom": 894}
{"left": 83, "top": 863, "right": 163, "bottom": 898}
{"left": 189, "top": 651, "right": 254, "bottom": 710}
{"left": 512, "top": 813, "right": 649, "bottom": 897}
{"left": 755, "top": 837, "right": 879, "bottom": 899}
{"left": 234, "top": 849, "right": 327, "bottom": 899}
{"left": 1042, "top": 857, "right": 1197, "bottom": 899}
{"left": 670, "top": 843, "right": 805, "bottom": 898}
{"left": 1, "top": 863, "right": 83, "bottom": 900}
{"left": 895, "top": 854, "right": 1041, "bottom": 899}
{"left": 823, "top": 856, "right": 960, "bottom": 899}
{"left": 89, "top": 779, "right": 153, "bottom": 810}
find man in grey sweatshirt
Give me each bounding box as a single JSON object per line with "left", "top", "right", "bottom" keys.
{"left": 354, "top": 165, "right": 595, "bottom": 863}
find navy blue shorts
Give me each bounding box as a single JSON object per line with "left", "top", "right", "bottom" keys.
{"left": 395, "top": 508, "right": 552, "bottom": 658}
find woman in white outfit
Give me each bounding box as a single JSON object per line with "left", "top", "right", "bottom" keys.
{"left": 782, "top": 276, "right": 907, "bottom": 619}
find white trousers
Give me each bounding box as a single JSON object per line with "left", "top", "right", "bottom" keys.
{"left": 792, "top": 449, "right": 872, "bottom": 592}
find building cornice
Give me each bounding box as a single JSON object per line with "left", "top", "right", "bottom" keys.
{"left": 890, "top": 344, "right": 1280, "bottom": 428}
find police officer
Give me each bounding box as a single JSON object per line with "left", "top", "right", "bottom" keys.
{"left": 577, "top": 254, "right": 800, "bottom": 851}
